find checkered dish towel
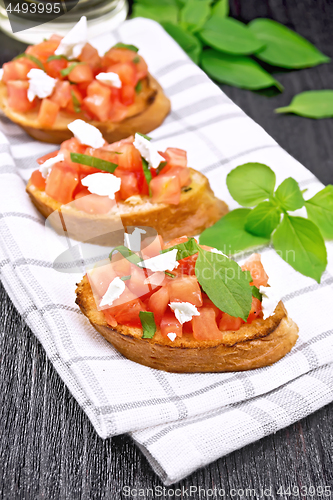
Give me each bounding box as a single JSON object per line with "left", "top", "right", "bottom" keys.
{"left": 0, "top": 18, "right": 332, "bottom": 485}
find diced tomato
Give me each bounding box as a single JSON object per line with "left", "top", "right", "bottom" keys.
{"left": 38, "top": 99, "right": 59, "bottom": 127}
{"left": 7, "top": 81, "right": 36, "bottom": 112}
{"left": 45, "top": 164, "right": 79, "bottom": 204}
{"left": 46, "top": 58, "right": 68, "bottom": 79}
{"left": 2, "top": 60, "right": 32, "bottom": 82}
{"left": 141, "top": 235, "right": 164, "bottom": 258}
{"left": 219, "top": 313, "right": 244, "bottom": 332}
{"left": 242, "top": 253, "right": 269, "bottom": 288}
{"left": 160, "top": 148, "right": 187, "bottom": 169}
{"left": 83, "top": 80, "right": 111, "bottom": 122}
{"left": 163, "top": 236, "right": 189, "bottom": 249}
{"left": 68, "top": 63, "right": 94, "bottom": 84}
{"left": 160, "top": 311, "right": 182, "bottom": 338}
{"left": 26, "top": 40, "right": 60, "bottom": 62}
{"left": 114, "top": 170, "right": 140, "bottom": 199}
{"left": 192, "top": 307, "right": 223, "bottom": 340}
{"left": 202, "top": 295, "right": 221, "bottom": 321}
{"left": 60, "top": 137, "right": 87, "bottom": 171}
{"left": 30, "top": 169, "right": 46, "bottom": 190}
{"left": 127, "top": 265, "right": 152, "bottom": 299}
{"left": 65, "top": 86, "right": 83, "bottom": 114}
{"left": 88, "top": 262, "right": 117, "bottom": 299}
{"left": 134, "top": 55, "right": 148, "bottom": 81}
{"left": 103, "top": 309, "right": 117, "bottom": 327}
{"left": 168, "top": 276, "right": 202, "bottom": 307}
{"left": 103, "top": 47, "right": 139, "bottom": 66}
{"left": 108, "top": 287, "right": 145, "bottom": 328}
{"left": 50, "top": 80, "right": 71, "bottom": 108}
{"left": 37, "top": 150, "right": 59, "bottom": 165}
{"left": 120, "top": 84, "right": 135, "bottom": 106}
{"left": 150, "top": 174, "right": 181, "bottom": 205}
{"left": 78, "top": 43, "right": 102, "bottom": 71}
{"left": 107, "top": 62, "right": 136, "bottom": 86}
{"left": 111, "top": 252, "right": 131, "bottom": 276}
{"left": 159, "top": 166, "right": 191, "bottom": 188}
{"left": 106, "top": 142, "right": 143, "bottom": 172}
{"left": 74, "top": 193, "right": 115, "bottom": 214}
{"left": 148, "top": 286, "right": 169, "bottom": 325}
{"left": 246, "top": 297, "right": 263, "bottom": 324}
{"left": 176, "top": 254, "right": 198, "bottom": 276}
{"left": 108, "top": 100, "right": 129, "bottom": 122}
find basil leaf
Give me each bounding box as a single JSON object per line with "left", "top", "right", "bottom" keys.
{"left": 199, "top": 209, "right": 270, "bottom": 255}
{"left": 211, "top": 0, "right": 229, "bottom": 18}
{"left": 251, "top": 285, "right": 262, "bottom": 301}
{"left": 14, "top": 53, "right": 45, "bottom": 72}
{"left": 140, "top": 311, "right": 157, "bottom": 339}
{"left": 165, "top": 271, "right": 176, "bottom": 278}
{"left": 133, "top": 56, "right": 140, "bottom": 63}
{"left": 70, "top": 153, "right": 118, "bottom": 173}
{"left": 162, "top": 22, "right": 202, "bottom": 64}
{"left": 70, "top": 89, "right": 81, "bottom": 113}
{"left": 274, "top": 177, "right": 304, "bottom": 211}
{"left": 120, "top": 275, "right": 131, "bottom": 281}
{"left": 135, "top": 80, "right": 142, "bottom": 93}
{"left": 132, "top": 1, "right": 179, "bottom": 23}
{"left": 249, "top": 18, "right": 330, "bottom": 69}
{"left": 180, "top": 0, "right": 211, "bottom": 33}
{"left": 275, "top": 90, "right": 333, "bottom": 119}
{"left": 141, "top": 158, "right": 152, "bottom": 196}
{"left": 156, "top": 161, "right": 167, "bottom": 174}
{"left": 201, "top": 50, "right": 283, "bottom": 91}
{"left": 109, "top": 246, "right": 143, "bottom": 266}
{"left": 272, "top": 215, "right": 327, "bottom": 283}
{"left": 112, "top": 43, "right": 139, "bottom": 53}
{"left": 47, "top": 54, "right": 69, "bottom": 62}
{"left": 305, "top": 185, "right": 333, "bottom": 239}
{"left": 162, "top": 237, "right": 199, "bottom": 260}
{"left": 200, "top": 17, "right": 265, "bottom": 55}
{"left": 60, "top": 62, "right": 83, "bottom": 77}
{"left": 137, "top": 132, "right": 152, "bottom": 141}
{"left": 195, "top": 247, "right": 253, "bottom": 321}
{"left": 244, "top": 201, "right": 281, "bottom": 237}
{"left": 227, "top": 163, "right": 276, "bottom": 207}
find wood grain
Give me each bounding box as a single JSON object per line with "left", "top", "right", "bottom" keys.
{"left": 1, "top": 0, "right": 333, "bottom": 497}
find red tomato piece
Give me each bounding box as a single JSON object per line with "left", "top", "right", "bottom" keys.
{"left": 7, "top": 81, "right": 36, "bottom": 112}
{"left": 168, "top": 276, "right": 202, "bottom": 307}
{"left": 46, "top": 58, "right": 68, "bottom": 79}
{"left": 106, "top": 142, "right": 142, "bottom": 172}
{"left": 242, "top": 253, "right": 269, "bottom": 288}
{"left": 201, "top": 294, "right": 221, "bottom": 321}
{"left": 192, "top": 307, "right": 223, "bottom": 340}
{"left": 160, "top": 311, "right": 182, "bottom": 338}
{"left": 88, "top": 263, "right": 117, "bottom": 299}
{"left": 159, "top": 166, "right": 191, "bottom": 188}
{"left": 2, "top": 60, "right": 32, "bottom": 82}
{"left": 163, "top": 236, "right": 189, "bottom": 250}
{"left": 107, "top": 62, "right": 136, "bottom": 86}
{"left": 50, "top": 80, "right": 71, "bottom": 108}
{"left": 102, "top": 47, "right": 139, "bottom": 66}
{"left": 30, "top": 169, "right": 46, "bottom": 190}
{"left": 37, "top": 151, "right": 59, "bottom": 166}
{"left": 120, "top": 84, "right": 135, "bottom": 106}
{"left": 141, "top": 235, "right": 164, "bottom": 258}
{"left": 74, "top": 193, "right": 115, "bottom": 215}
{"left": 78, "top": 43, "right": 102, "bottom": 71}
{"left": 115, "top": 170, "right": 140, "bottom": 200}
{"left": 134, "top": 55, "right": 148, "bottom": 81}
{"left": 219, "top": 313, "right": 244, "bottom": 332}
{"left": 45, "top": 164, "right": 79, "bottom": 204}
{"left": 68, "top": 63, "right": 93, "bottom": 83}
{"left": 103, "top": 309, "right": 117, "bottom": 327}
{"left": 26, "top": 40, "right": 60, "bottom": 62}
{"left": 176, "top": 254, "right": 198, "bottom": 276}
{"left": 38, "top": 99, "right": 59, "bottom": 127}
{"left": 246, "top": 297, "right": 263, "bottom": 324}
{"left": 110, "top": 252, "right": 131, "bottom": 276}
{"left": 127, "top": 265, "right": 152, "bottom": 299}
{"left": 65, "top": 86, "right": 83, "bottom": 114}
{"left": 148, "top": 286, "right": 169, "bottom": 325}
{"left": 161, "top": 147, "right": 187, "bottom": 169}
{"left": 109, "top": 287, "right": 145, "bottom": 328}
{"left": 150, "top": 174, "right": 181, "bottom": 205}
{"left": 83, "top": 80, "right": 112, "bottom": 121}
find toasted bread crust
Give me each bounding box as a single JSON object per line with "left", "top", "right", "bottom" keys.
{"left": 26, "top": 168, "right": 228, "bottom": 244}
{"left": 75, "top": 275, "right": 299, "bottom": 372}
{"left": 0, "top": 75, "right": 170, "bottom": 144}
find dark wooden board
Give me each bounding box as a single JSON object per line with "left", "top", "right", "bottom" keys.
{"left": 0, "top": 1, "right": 333, "bottom": 498}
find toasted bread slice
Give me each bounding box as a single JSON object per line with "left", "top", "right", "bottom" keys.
{"left": 26, "top": 168, "right": 228, "bottom": 244}
{"left": 76, "top": 275, "right": 299, "bottom": 373}
{"left": 0, "top": 75, "right": 170, "bottom": 144}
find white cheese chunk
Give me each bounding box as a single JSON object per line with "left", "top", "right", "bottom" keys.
{"left": 27, "top": 69, "right": 56, "bottom": 102}
{"left": 55, "top": 16, "right": 88, "bottom": 60}
{"left": 39, "top": 152, "right": 64, "bottom": 178}
{"left": 81, "top": 172, "right": 121, "bottom": 199}
{"left": 133, "top": 133, "right": 164, "bottom": 169}
{"left": 96, "top": 72, "right": 122, "bottom": 88}
{"left": 0, "top": 68, "right": 3, "bottom": 81}
{"left": 167, "top": 332, "right": 177, "bottom": 342}
{"left": 259, "top": 285, "right": 280, "bottom": 319}
{"left": 124, "top": 227, "right": 146, "bottom": 252}
{"left": 99, "top": 277, "right": 125, "bottom": 307}
{"left": 138, "top": 249, "right": 179, "bottom": 272}
{"left": 67, "top": 119, "right": 105, "bottom": 148}
{"left": 143, "top": 271, "right": 165, "bottom": 286}
{"left": 169, "top": 302, "right": 200, "bottom": 324}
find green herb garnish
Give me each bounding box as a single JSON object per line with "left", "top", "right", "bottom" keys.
{"left": 60, "top": 62, "right": 84, "bottom": 77}
{"left": 112, "top": 42, "right": 139, "bottom": 53}
{"left": 162, "top": 237, "right": 198, "bottom": 260}
{"left": 137, "top": 132, "right": 152, "bottom": 141}
{"left": 47, "top": 54, "right": 69, "bottom": 62}
{"left": 70, "top": 89, "right": 81, "bottom": 113}
{"left": 156, "top": 161, "right": 167, "bottom": 175}
{"left": 133, "top": 56, "right": 140, "bottom": 63}
{"left": 140, "top": 311, "right": 157, "bottom": 339}
{"left": 135, "top": 80, "right": 142, "bottom": 93}
{"left": 120, "top": 275, "right": 131, "bottom": 281}
{"left": 141, "top": 157, "right": 152, "bottom": 196}
{"left": 109, "top": 246, "right": 142, "bottom": 266}
{"left": 275, "top": 90, "right": 333, "bottom": 119}
{"left": 14, "top": 53, "right": 45, "bottom": 71}
{"left": 251, "top": 286, "right": 262, "bottom": 301}
{"left": 165, "top": 271, "right": 176, "bottom": 278}
{"left": 70, "top": 153, "right": 117, "bottom": 173}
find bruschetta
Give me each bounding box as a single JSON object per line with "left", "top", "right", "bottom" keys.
{"left": 0, "top": 17, "right": 170, "bottom": 144}
{"left": 26, "top": 125, "right": 228, "bottom": 244}
{"left": 76, "top": 235, "right": 299, "bottom": 372}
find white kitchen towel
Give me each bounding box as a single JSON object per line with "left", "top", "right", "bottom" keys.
{"left": 0, "top": 18, "right": 332, "bottom": 485}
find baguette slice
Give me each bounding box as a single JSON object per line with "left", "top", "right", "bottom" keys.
{"left": 76, "top": 275, "right": 299, "bottom": 373}
{"left": 0, "top": 75, "right": 170, "bottom": 144}
{"left": 26, "top": 168, "right": 228, "bottom": 244}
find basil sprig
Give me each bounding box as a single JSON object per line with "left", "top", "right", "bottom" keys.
{"left": 14, "top": 53, "right": 45, "bottom": 72}
{"left": 109, "top": 245, "right": 143, "bottom": 266}
{"left": 112, "top": 43, "right": 139, "bottom": 53}
{"left": 70, "top": 153, "right": 117, "bottom": 173}
{"left": 70, "top": 90, "right": 81, "bottom": 113}
{"left": 200, "top": 162, "right": 331, "bottom": 283}
{"left": 140, "top": 311, "right": 157, "bottom": 339}
{"left": 141, "top": 158, "right": 152, "bottom": 196}
{"left": 47, "top": 55, "right": 69, "bottom": 63}
{"left": 60, "top": 62, "right": 84, "bottom": 77}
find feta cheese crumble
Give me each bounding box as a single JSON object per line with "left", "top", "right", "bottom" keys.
{"left": 55, "top": 16, "right": 88, "bottom": 60}
{"left": 27, "top": 69, "right": 56, "bottom": 102}
{"left": 138, "top": 249, "right": 179, "bottom": 272}
{"left": 67, "top": 119, "right": 105, "bottom": 148}
{"left": 169, "top": 302, "right": 200, "bottom": 324}
{"left": 96, "top": 72, "right": 122, "bottom": 88}
{"left": 39, "top": 153, "right": 64, "bottom": 178}
{"left": 167, "top": 332, "right": 177, "bottom": 342}
{"left": 124, "top": 227, "right": 146, "bottom": 252}
{"left": 133, "top": 133, "right": 164, "bottom": 169}
{"left": 259, "top": 285, "right": 280, "bottom": 319}
{"left": 99, "top": 277, "right": 125, "bottom": 307}
{"left": 81, "top": 172, "right": 121, "bottom": 199}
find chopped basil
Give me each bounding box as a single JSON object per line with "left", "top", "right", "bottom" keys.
{"left": 252, "top": 285, "right": 262, "bottom": 301}
{"left": 70, "top": 89, "right": 81, "bottom": 113}
{"left": 70, "top": 153, "right": 118, "bottom": 173}
{"left": 109, "top": 245, "right": 143, "bottom": 266}
{"left": 142, "top": 157, "right": 152, "bottom": 196}
{"left": 120, "top": 275, "right": 131, "bottom": 281}
{"left": 47, "top": 54, "right": 69, "bottom": 62}
{"left": 133, "top": 56, "right": 140, "bottom": 63}
{"left": 113, "top": 42, "right": 139, "bottom": 53}
{"left": 135, "top": 80, "right": 142, "bottom": 93}
{"left": 162, "top": 237, "right": 198, "bottom": 260}
{"left": 60, "top": 62, "right": 83, "bottom": 77}
{"left": 14, "top": 53, "right": 45, "bottom": 72}
{"left": 140, "top": 311, "right": 157, "bottom": 339}
{"left": 156, "top": 161, "right": 167, "bottom": 174}
{"left": 182, "top": 186, "right": 192, "bottom": 192}
{"left": 137, "top": 132, "right": 152, "bottom": 141}
{"left": 165, "top": 271, "right": 176, "bottom": 278}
